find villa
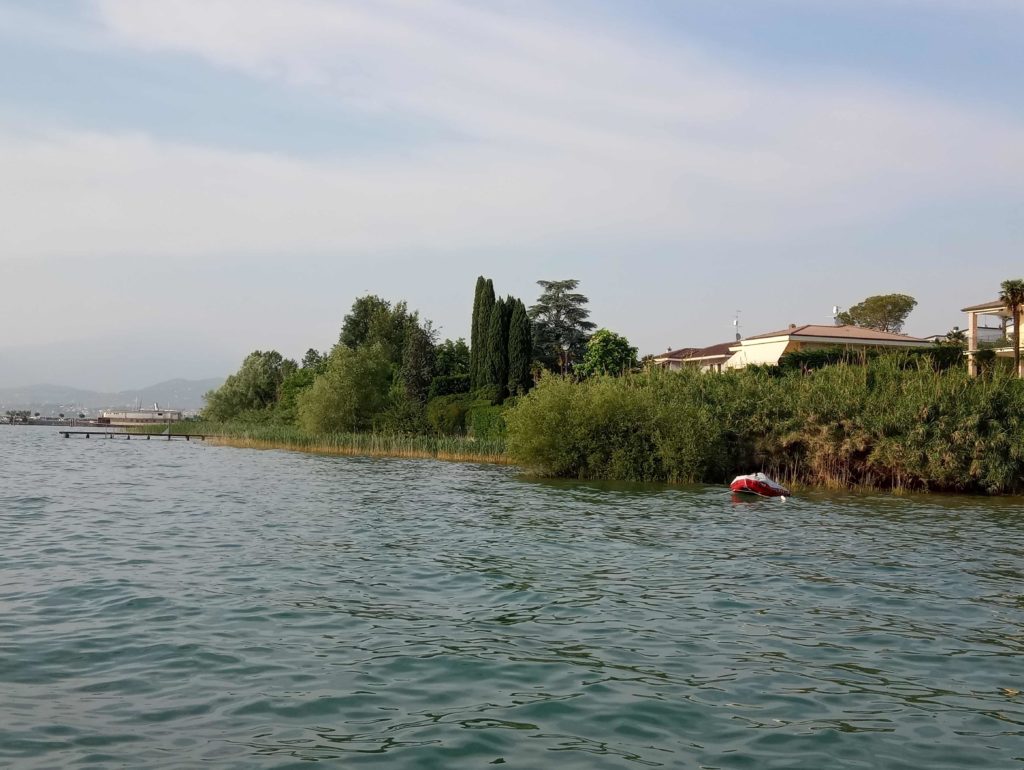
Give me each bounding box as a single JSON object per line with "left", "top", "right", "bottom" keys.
{"left": 654, "top": 324, "right": 931, "bottom": 371}
{"left": 962, "top": 298, "right": 1023, "bottom": 376}
{"left": 723, "top": 324, "right": 931, "bottom": 369}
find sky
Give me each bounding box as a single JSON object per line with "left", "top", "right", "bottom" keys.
{"left": 1, "top": 0, "right": 1022, "bottom": 390}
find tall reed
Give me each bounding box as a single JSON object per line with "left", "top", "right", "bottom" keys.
{"left": 505, "top": 360, "right": 1024, "bottom": 494}
{"left": 154, "top": 422, "right": 510, "bottom": 464}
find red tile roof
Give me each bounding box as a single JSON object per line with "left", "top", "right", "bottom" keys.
{"left": 653, "top": 346, "right": 700, "bottom": 361}
{"left": 653, "top": 341, "right": 735, "bottom": 362}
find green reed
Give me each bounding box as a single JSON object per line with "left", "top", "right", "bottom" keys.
{"left": 147, "top": 421, "right": 509, "bottom": 464}
{"left": 505, "top": 358, "right": 1024, "bottom": 494}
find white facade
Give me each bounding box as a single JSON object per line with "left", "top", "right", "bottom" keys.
{"left": 100, "top": 408, "right": 183, "bottom": 425}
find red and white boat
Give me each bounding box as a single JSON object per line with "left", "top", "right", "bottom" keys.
{"left": 730, "top": 473, "right": 790, "bottom": 498}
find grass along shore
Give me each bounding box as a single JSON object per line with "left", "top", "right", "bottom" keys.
{"left": 150, "top": 422, "right": 511, "bottom": 464}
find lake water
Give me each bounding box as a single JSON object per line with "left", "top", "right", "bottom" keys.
{"left": 1, "top": 428, "right": 1022, "bottom": 769}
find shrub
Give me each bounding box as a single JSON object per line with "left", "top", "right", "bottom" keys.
{"left": 428, "top": 374, "right": 471, "bottom": 400}
{"left": 426, "top": 394, "right": 472, "bottom": 435}
{"left": 505, "top": 362, "right": 1024, "bottom": 493}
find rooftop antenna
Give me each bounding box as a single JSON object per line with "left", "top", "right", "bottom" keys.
{"left": 732, "top": 311, "right": 741, "bottom": 341}
{"left": 832, "top": 305, "right": 842, "bottom": 326}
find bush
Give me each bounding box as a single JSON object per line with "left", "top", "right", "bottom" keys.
{"left": 505, "top": 362, "right": 1024, "bottom": 493}
{"left": 426, "top": 394, "right": 472, "bottom": 435}
{"left": 428, "top": 374, "right": 471, "bottom": 400}
{"left": 467, "top": 402, "right": 507, "bottom": 441}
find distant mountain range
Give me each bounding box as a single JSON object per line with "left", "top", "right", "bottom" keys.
{"left": 0, "top": 378, "right": 224, "bottom": 413}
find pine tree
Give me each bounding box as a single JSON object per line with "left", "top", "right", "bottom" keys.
{"left": 507, "top": 299, "right": 533, "bottom": 395}
{"left": 474, "top": 279, "right": 495, "bottom": 389}
{"left": 529, "top": 279, "right": 596, "bottom": 374}
{"left": 485, "top": 297, "right": 511, "bottom": 396}
{"left": 469, "top": 276, "right": 486, "bottom": 389}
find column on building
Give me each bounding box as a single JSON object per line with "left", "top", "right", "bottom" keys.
{"left": 967, "top": 309, "right": 979, "bottom": 377}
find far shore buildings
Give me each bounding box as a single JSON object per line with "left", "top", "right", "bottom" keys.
{"left": 653, "top": 324, "right": 931, "bottom": 371}
{"left": 98, "top": 406, "right": 183, "bottom": 426}
{"left": 962, "top": 298, "right": 1023, "bottom": 376}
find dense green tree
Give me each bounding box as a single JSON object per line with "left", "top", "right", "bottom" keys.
{"left": 1000, "top": 279, "right": 1024, "bottom": 378}
{"left": 575, "top": 329, "right": 638, "bottom": 377}
{"left": 435, "top": 338, "right": 470, "bottom": 379}
{"left": 836, "top": 294, "right": 917, "bottom": 334}
{"left": 297, "top": 344, "right": 393, "bottom": 433}
{"left": 339, "top": 295, "right": 416, "bottom": 366}
{"left": 401, "top": 322, "right": 437, "bottom": 403}
{"left": 485, "top": 297, "right": 513, "bottom": 395}
{"left": 469, "top": 277, "right": 486, "bottom": 389}
{"left": 472, "top": 279, "right": 495, "bottom": 388}
{"left": 507, "top": 299, "right": 533, "bottom": 395}
{"left": 275, "top": 366, "right": 317, "bottom": 424}
{"left": 301, "top": 348, "right": 327, "bottom": 372}
{"left": 339, "top": 295, "right": 391, "bottom": 348}
{"left": 204, "top": 350, "right": 293, "bottom": 420}
{"left": 529, "top": 279, "right": 596, "bottom": 375}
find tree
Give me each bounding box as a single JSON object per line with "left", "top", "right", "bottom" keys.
{"left": 297, "top": 344, "right": 393, "bottom": 433}
{"left": 339, "top": 295, "right": 392, "bottom": 349}
{"left": 472, "top": 279, "right": 495, "bottom": 388}
{"left": 401, "top": 321, "right": 437, "bottom": 404}
{"left": 507, "top": 299, "right": 533, "bottom": 395}
{"left": 836, "top": 294, "right": 917, "bottom": 334}
{"left": 469, "top": 277, "right": 486, "bottom": 389}
{"left": 204, "top": 350, "right": 293, "bottom": 420}
{"left": 575, "top": 329, "right": 638, "bottom": 377}
{"left": 485, "top": 296, "right": 514, "bottom": 395}
{"left": 339, "top": 295, "right": 417, "bottom": 366}
{"left": 529, "top": 279, "right": 596, "bottom": 375}
{"left": 435, "top": 338, "right": 470, "bottom": 379}
{"left": 301, "top": 348, "right": 326, "bottom": 372}
{"left": 1000, "top": 279, "right": 1024, "bottom": 377}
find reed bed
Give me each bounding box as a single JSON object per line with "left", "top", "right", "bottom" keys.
{"left": 152, "top": 422, "right": 510, "bottom": 465}
{"left": 505, "top": 359, "right": 1024, "bottom": 494}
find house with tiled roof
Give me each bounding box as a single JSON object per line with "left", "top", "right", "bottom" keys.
{"left": 652, "top": 341, "right": 736, "bottom": 373}
{"left": 723, "top": 324, "right": 931, "bottom": 369}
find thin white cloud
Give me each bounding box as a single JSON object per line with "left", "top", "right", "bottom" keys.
{"left": 0, "top": 0, "right": 1021, "bottom": 262}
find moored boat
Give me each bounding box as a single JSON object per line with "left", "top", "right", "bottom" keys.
{"left": 730, "top": 473, "right": 790, "bottom": 498}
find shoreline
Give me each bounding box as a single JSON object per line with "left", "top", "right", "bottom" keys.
{"left": 200, "top": 434, "right": 1019, "bottom": 497}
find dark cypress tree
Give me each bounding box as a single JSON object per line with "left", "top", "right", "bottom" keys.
{"left": 474, "top": 279, "right": 495, "bottom": 390}
{"left": 507, "top": 299, "right": 533, "bottom": 395}
{"left": 486, "top": 297, "right": 512, "bottom": 397}
{"left": 469, "top": 276, "right": 486, "bottom": 389}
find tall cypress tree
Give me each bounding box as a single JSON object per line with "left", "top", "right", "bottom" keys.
{"left": 507, "top": 299, "right": 533, "bottom": 395}
{"left": 469, "top": 276, "right": 486, "bottom": 389}
{"left": 475, "top": 279, "right": 495, "bottom": 390}
{"left": 486, "top": 297, "right": 511, "bottom": 397}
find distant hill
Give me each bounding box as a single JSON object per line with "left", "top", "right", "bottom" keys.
{"left": 0, "top": 378, "right": 224, "bottom": 414}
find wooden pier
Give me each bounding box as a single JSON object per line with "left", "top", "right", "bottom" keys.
{"left": 60, "top": 431, "right": 208, "bottom": 441}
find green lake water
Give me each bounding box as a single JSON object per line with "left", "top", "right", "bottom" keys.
{"left": 1, "top": 428, "right": 1022, "bottom": 768}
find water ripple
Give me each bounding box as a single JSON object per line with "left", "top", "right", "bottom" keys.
{"left": 0, "top": 428, "right": 1022, "bottom": 768}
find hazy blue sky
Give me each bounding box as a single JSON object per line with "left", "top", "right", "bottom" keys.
{"left": 2, "top": 0, "right": 1022, "bottom": 390}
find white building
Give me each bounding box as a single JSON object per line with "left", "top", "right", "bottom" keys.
{"left": 99, "top": 406, "right": 183, "bottom": 426}
{"left": 723, "top": 324, "right": 931, "bottom": 369}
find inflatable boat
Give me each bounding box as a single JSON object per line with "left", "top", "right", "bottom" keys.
{"left": 730, "top": 473, "right": 790, "bottom": 498}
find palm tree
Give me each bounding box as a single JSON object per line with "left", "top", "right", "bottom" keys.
{"left": 1000, "top": 279, "right": 1024, "bottom": 377}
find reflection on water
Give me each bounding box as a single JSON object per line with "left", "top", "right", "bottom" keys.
{"left": 0, "top": 428, "right": 1022, "bottom": 769}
